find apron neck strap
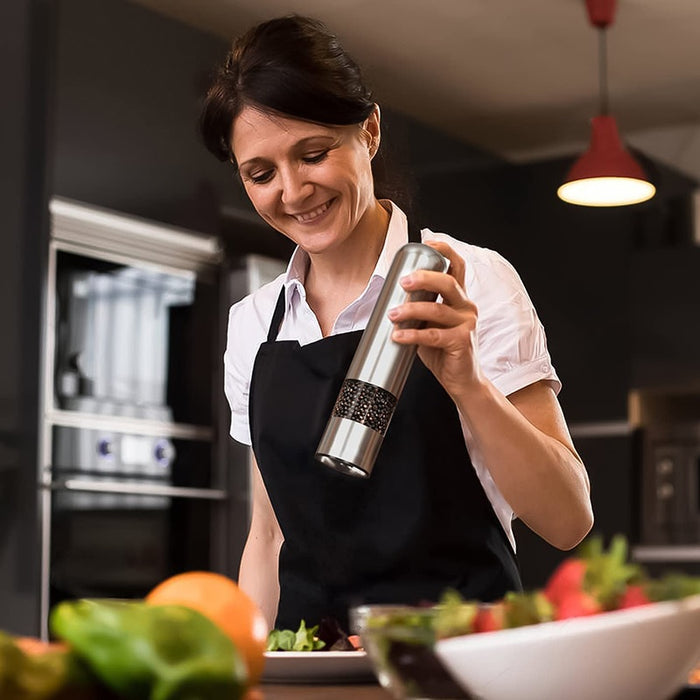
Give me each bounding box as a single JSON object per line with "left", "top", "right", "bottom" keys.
{"left": 268, "top": 289, "right": 287, "bottom": 343}
{"left": 408, "top": 221, "right": 422, "bottom": 244}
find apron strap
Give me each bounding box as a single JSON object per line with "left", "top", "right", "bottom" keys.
{"left": 267, "top": 287, "right": 287, "bottom": 343}
{"left": 407, "top": 221, "right": 422, "bottom": 244}
{"left": 267, "top": 218, "right": 422, "bottom": 342}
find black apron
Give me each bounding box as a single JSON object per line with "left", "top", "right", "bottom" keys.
{"left": 249, "top": 224, "right": 521, "bottom": 631}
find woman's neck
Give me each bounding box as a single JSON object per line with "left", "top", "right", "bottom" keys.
{"left": 306, "top": 200, "right": 390, "bottom": 293}
{"left": 303, "top": 199, "right": 390, "bottom": 335}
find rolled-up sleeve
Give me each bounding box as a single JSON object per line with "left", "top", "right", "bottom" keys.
{"left": 469, "top": 250, "right": 561, "bottom": 397}
{"left": 223, "top": 302, "right": 255, "bottom": 446}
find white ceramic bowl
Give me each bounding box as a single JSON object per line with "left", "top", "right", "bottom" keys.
{"left": 434, "top": 594, "right": 700, "bottom": 700}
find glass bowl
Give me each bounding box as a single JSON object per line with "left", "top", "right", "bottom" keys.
{"left": 350, "top": 604, "right": 469, "bottom": 700}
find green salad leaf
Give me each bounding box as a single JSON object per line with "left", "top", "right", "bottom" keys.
{"left": 266, "top": 620, "right": 326, "bottom": 651}
{"left": 644, "top": 572, "right": 700, "bottom": 602}
{"left": 433, "top": 589, "right": 478, "bottom": 639}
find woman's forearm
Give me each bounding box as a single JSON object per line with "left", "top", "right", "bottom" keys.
{"left": 238, "top": 526, "right": 283, "bottom": 631}
{"left": 454, "top": 378, "right": 593, "bottom": 551}
{"left": 239, "top": 456, "right": 285, "bottom": 630}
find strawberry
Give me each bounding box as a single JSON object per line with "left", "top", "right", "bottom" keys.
{"left": 617, "top": 584, "right": 651, "bottom": 609}
{"left": 544, "top": 558, "right": 586, "bottom": 606}
{"left": 474, "top": 602, "right": 506, "bottom": 633}
{"left": 554, "top": 589, "right": 602, "bottom": 620}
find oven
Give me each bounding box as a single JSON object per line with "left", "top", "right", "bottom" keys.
{"left": 633, "top": 421, "right": 700, "bottom": 577}
{"left": 640, "top": 423, "right": 700, "bottom": 546}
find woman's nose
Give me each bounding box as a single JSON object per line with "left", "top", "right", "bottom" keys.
{"left": 279, "top": 168, "right": 312, "bottom": 206}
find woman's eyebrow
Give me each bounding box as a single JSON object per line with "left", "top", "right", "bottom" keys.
{"left": 238, "top": 156, "right": 269, "bottom": 170}
{"left": 293, "top": 135, "right": 337, "bottom": 148}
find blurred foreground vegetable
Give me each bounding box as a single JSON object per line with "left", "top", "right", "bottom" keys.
{"left": 0, "top": 631, "right": 95, "bottom": 700}
{"left": 50, "top": 599, "right": 247, "bottom": 700}
{"left": 146, "top": 572, "right": 267, "bottom": 686}
{"left": 369, "top": 534, "right": 700, "bottom": 643}
{"left": 544, "top": 534, "right": 700, "bottom": 618}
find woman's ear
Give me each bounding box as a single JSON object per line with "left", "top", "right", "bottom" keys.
{"left": 364, "top": 104, "right": 381, "bottom": 159}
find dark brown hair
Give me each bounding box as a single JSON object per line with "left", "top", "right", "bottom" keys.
{"left": 200, "top": 15, "right": 375, "bottom": 163}
{"left": 199, "top": 15, "right": 416, "bottom": 216}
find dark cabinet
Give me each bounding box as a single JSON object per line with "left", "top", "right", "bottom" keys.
{"left": 630, "top": 247, "right": 700, "bottom": 390}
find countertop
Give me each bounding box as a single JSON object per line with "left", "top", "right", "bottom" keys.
{"left": 258, "top": 682, "right": 700, "bottom": 699}
{"left": 260, "top": 683, "right": 389, "bottom": 699}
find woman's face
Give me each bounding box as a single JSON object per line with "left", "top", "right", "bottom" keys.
{"left": 231, "top": 106, "right": 379, "bottom": 256}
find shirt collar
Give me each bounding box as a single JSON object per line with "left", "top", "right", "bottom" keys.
{"left": 282, "top": 200, "right": 412, "bottom": 306}
{"left": 372, "top": 201, "right": 411, "bottom": 282}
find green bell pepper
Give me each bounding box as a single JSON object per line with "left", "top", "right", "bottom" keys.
{"left": 49, "top": 599, "right": 247, "bottom": 700}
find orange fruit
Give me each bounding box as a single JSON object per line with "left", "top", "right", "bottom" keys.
{"left": 15, "top": 637, "right": 68, "bottom": 655}
{"left": 242, "top": 688, "right": 264, "bottom": 700}
{"left": 146, "top": 571, "right": 268, "bottom": 685}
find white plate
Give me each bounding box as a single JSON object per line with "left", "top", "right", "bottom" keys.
{"left": 262, "top": 650, "right": 374, "bottom": 684}
{"left": 435, "top": 593, "right": 700, "bottom": 700}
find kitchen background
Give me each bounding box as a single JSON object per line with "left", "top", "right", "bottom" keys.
{"left": 2, "top": 0, "right": 699, "bottom": 637}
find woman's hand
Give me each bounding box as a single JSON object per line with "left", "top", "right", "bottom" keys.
{"left": 388, "top": 240, "right": 481, "bottom": 401}
{"left": 389, "top": 240, "right": 593, "bottom": 550}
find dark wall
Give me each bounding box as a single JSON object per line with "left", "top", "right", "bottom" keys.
{"left": 630, "top": 246, "right": 700, "bottom": 389}
{"left": 50, "top": 0, "right": 504, "bottom": 258}
{"left": 0, "top": 0, "right": 53, "bottom": 635}
{"left": 418, "top": 156, "right": 696, "bottom": 424}
{"left": 51, "top": 0, "right": 248, "bottom": 232}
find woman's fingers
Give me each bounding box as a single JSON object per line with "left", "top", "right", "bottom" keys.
{"left": 389, "top": 298, "right": 477, "bottom": 349}
{"left": 423, "top": 240, "right": 466, "bottom": 288}
{"left": 400, "top": 269, "right": 468, "bottom": 307}
{"left": 389, "top": 240, "right": 477, "bottom": 353}
{"left": 390, "top": 311, "right": 474, "bottom": 347}
{"left": 388, "top": 301, "right": 472, "bottom": 329}
{"left": 392, "top": 324, "right": 466, "bottom": 348}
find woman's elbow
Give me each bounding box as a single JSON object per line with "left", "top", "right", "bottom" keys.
{"left": 552, "top": 503, "right": 595, "bottom": 551}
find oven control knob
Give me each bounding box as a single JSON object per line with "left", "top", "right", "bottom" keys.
{"left": 657, "top": 482, "right": 674, "bottom": 500}
{"left": 656, "top": 458, "right": 674, "bottom": 476}
{"left": 154, "top": 440, "right": 175, "bottom": 468}
{"left": 97, "top": 439, "right": 113, "bottom": 458}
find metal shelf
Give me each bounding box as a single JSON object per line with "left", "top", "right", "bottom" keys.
{"left": 632, "top": 545, "right": 700, "bottom": 563}
{"left": 568, "top": 420, "right": 633, "bottom": 438}
{"left": 46, "top": 409, "right": 213, "bottom": 441}
{"left": 48, "top": 478, "right": 227, "bottom": 500}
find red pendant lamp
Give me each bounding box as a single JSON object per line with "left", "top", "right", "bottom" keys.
{"left": 557, "top": 0, "right": 656, "bottom": 206}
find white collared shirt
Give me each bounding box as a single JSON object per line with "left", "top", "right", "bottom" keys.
{"left": 224, "top": 202, "right": 560, "bottom": 549}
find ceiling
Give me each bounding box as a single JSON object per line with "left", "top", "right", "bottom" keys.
{"left": 131, "top": 0, "right": 700, "bottom": 182}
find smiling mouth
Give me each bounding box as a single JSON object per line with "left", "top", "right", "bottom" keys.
{"left": 292, "top": 199, "right": 334, "bottom": 223}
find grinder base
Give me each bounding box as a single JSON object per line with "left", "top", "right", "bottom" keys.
{"left": 315, "top": 415, "right": 383, "bottom": 478}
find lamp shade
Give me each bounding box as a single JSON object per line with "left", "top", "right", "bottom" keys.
{"left": 558, "top": 115, "right": 656, "bottom": 206}
{"left": 585, "top": 0, "right": 616, "bottom": 29}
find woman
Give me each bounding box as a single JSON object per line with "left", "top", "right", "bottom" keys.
{"left": 200, "top": 15, "right": 593, "bottom": 631}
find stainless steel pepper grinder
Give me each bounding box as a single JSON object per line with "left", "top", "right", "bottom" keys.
{"left": 315, "top": 242, "right": 449, "bottom": 478}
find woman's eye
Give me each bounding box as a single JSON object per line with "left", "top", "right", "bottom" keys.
{"left": 249, "top": 170, "right": 273, "bottom": 184}
{"left": 302, "top": 150, "right": 329, "bottom": 164}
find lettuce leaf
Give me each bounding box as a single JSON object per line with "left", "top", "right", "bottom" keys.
{"left": 266, "top": 620, "right": 326, "bottom": 651}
